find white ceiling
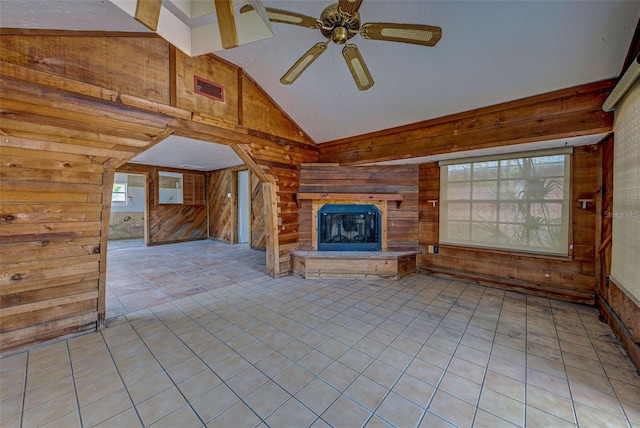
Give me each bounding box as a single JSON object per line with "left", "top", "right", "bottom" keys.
{"left": 129, "top": 136, "right": 243, "bottom": 170}
{"left": 2, "top": 0, "right": 638, "bottom": 170}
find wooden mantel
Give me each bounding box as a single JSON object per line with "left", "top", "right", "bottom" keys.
{"left": 296, "top": 192, "right": 404, "bottom": 208}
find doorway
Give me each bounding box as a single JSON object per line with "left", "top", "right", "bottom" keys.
{"left": 109, "top": 173, "right": 146, "bottom": 241}
{"left": 238, "top": 169, "right": 250, "bottom": 244}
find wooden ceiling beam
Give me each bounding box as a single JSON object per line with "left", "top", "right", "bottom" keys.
{"left": 0, "top": 111, "right": 156, "bottom": 148}
{"left": 214, "top": 0, "right": 239, "bottom": 49}
{"left": 319, "top": 80, "right": 616, "bottom": 165}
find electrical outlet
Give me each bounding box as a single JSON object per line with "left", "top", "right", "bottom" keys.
{"left": 434, "top": 245, "right": 439, "bottom": 253}
{"left": 427, "top": 245, "right": 434, "bottom": 253}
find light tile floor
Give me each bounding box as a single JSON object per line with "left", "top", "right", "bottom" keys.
{"left": 1, "top": 240, "right": 640, "bottom": 427}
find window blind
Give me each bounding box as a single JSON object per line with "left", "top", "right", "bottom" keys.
{"left": 439, "top": 149, "right": 571, "bottom": 255}
{"left": 611, "top": 80, "right": 640, "bottom": 305}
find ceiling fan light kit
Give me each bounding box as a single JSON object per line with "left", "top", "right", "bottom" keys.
{"left": 241, "top": 0, "right": 442, "bottom": 91}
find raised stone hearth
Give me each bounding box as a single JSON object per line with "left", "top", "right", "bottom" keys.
{"left": 290, "top": 250, "right": 418, "bottom": 280}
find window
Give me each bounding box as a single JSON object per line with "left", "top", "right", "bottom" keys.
{"left": 112, "top": 183, "right": 127, "bottom": 202}
{"left": 158, "top": 171, "right": 183, "bottom": 204}
{"left": 611, "top": 81, "right": 640, "bottom": 303}
{"left": 440, "top": 149, "right": 571, "bottom": 255}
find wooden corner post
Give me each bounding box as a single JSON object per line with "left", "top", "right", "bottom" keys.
{"left": 263, "top": 181, "right": 280, "bottom": 277}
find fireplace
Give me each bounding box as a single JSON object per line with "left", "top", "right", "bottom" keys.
{"left": 318, "top": 204, "right": 381, "bottom": 251}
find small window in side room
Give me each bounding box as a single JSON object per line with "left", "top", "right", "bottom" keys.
{"left": 112, "top": 183, "right": 127, "bottom": 203}
{"left": 158, "top": 171, "right": 183, "bottom": 204}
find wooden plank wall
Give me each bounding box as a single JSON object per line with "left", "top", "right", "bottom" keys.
{"left": 207, "top": 168, "right": 266, "bottom": 248}
{"left": 208, "top": 168, "right": 234, "bottom": 242}
{"left": 0, "top": 78, "right": 172, "bottom": 353}
{"left": 419, "top": 145, "right": 602, "bottom": 304}
{"left": 319, "top": 81, "right": 614, "bottom": 165}
{"left": 0, "top": 35, "right": 171, "bottom": 104}
{"left": 0, "top": 147, "right": 104, "bottom": 351}
{"left": 250, "top": 171, "right": 266, "bottom": 250}
{"left": 118, "top": 164, "right": 208, "bottom": 245}
{"left": 298, "top": 164, "right": 419, "bottom": 251}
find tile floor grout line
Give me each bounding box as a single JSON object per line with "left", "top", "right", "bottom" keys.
{"left": 18, "top": 350, "right": 28, "bottom": 428}
{"left": 66, "top": 340, "right": 85, "bottom": 428}
{"left": 562, "top": 299, "right": 584, "bottom": 428}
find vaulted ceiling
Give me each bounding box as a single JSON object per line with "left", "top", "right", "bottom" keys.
{"left": 1, "top": 0, "right": 639, "bottom": 170}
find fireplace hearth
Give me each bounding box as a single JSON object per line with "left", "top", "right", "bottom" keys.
{"left": 318, "top": 204, "right": 381, "bottom": 251}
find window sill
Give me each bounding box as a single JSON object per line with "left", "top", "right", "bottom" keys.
{"left": 437, "top": 243, "right": 573, "bottom": 262}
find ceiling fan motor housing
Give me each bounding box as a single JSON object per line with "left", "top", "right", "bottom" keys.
{"left": 320, "top": 3, "right": 360, "bottom": 44}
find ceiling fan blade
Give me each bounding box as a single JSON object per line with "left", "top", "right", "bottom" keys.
{"left": 360, "top": 23, "right": 442, "bottom": 47}
{"left": 239, "top": 5, "right": 320, "bottom": 29}
{"left": 280, "top": 42, "right": 328, "bottom": 85}
{"left": 338, "top": 0, "right": 363, "bottom": 16}
{"left": 135, "top": 0, "right": 162, "bottom": 31}
{"left": 342, "top": 44, "right": 374, "bottom": 91}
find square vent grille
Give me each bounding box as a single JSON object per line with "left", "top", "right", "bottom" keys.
{"left": 194, "top": 76, "right": 224, "bottom": 102}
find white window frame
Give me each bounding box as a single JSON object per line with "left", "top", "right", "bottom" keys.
{"left": 439, "top": 148, "right": 572, "bottom": 256}
{"left": 112, "top": 183, "right": 128, "bottom": 203}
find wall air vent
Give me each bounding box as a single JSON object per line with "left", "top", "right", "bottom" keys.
{"left": 194, "top": 76, "right": 224, "bottom": 102}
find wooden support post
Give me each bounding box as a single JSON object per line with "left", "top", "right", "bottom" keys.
{"left": 263, "top": 181, "right": 280, "bottom": 277}
{"left": 97, "top": 166, "right": 115, "bottom": 329}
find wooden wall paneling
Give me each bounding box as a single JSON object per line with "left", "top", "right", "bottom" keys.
{"left": 319, "top": 80, "right": 615, "bottom": 165}
{"left": 0, "top": 35, "right": 171, "bottom": 104}
{"left": 0, "top": 139, "right": 106, "bottom": 352}
{"left": 182, "top": 173, "right": 205, "bottom": 206}
{"left": 598, "top": 281, "right": 640, "bottom": 369}
{"left": 174, "top": 51, "right": 238, "bottom": 123}
{"left": 147, "top": 167, "right": 208, "bottom": 245}
{"left": 241, "top": 73, "right": 314, "bottom": 145}
{"left": 418, "top": 145, "right": 602, "bottom": 305}
{"left": 183, "top": 173, "right": 195, "bottom": 206}
{"left": 208, "top": 169, "right": 233, "bottom": 242}
{"left": 250, "top": 171, "right": 266, "bottom": 250}
{"left": 598, "top": 135, "right": 614, "bottom": 295}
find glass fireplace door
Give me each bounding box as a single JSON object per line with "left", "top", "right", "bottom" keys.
{"left": 318, "top": 204, "right": 381, "bottom": 251}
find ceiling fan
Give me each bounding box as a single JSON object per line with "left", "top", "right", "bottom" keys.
{"left": 240, "top": 0, "right": 442, "bottom": 90}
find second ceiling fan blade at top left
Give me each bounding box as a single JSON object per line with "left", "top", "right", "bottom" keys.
{"left": 239, "top": 5, "right": 320, "bottom": 29}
